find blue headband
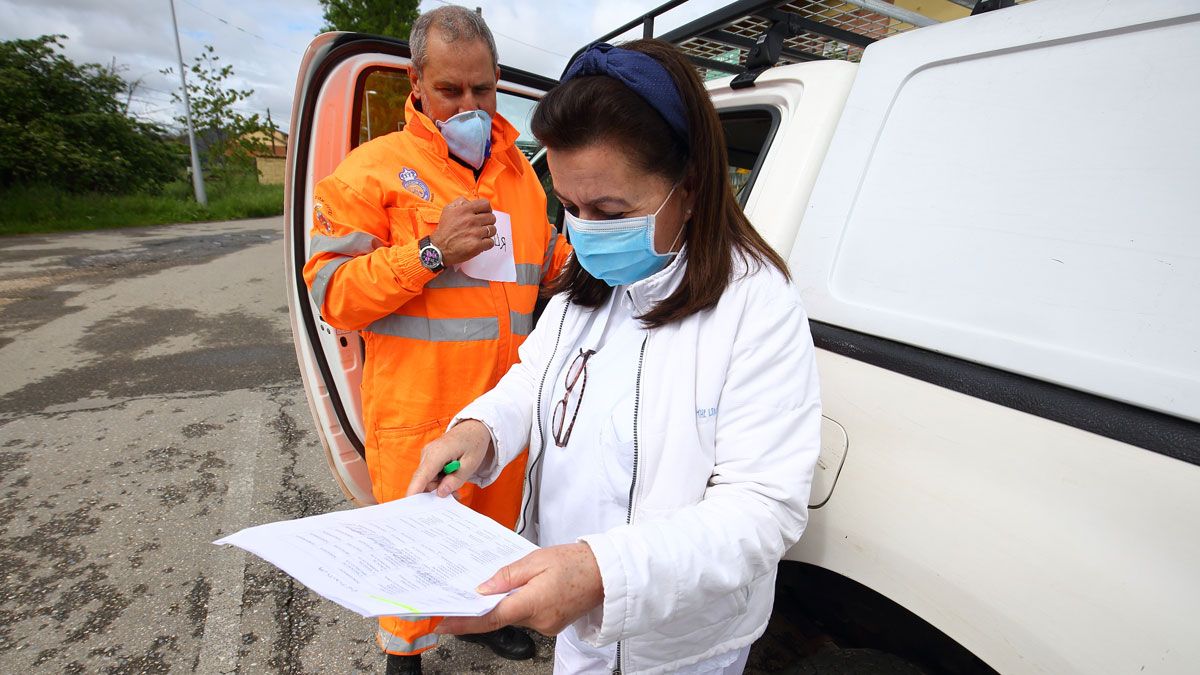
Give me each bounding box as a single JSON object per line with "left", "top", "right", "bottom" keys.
{"left": 562, "top": 42, "right": 689, "bottom": 144}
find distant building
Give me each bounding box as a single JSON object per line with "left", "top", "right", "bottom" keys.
{"left": 243, "top": 129, "right": 288, "bottom": 185}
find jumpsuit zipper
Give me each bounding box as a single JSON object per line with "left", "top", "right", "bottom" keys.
{"left": 614, "top": 332, "right": 649, "bottom": 675}
{"left": 517, "top": 301, "right": 569, "bottom": 535}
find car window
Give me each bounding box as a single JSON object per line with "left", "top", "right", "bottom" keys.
{"left": 529, "top": 150, "right": 561, "bottom": 228}
{"left": 720, "top": 108, "right": 776, "bottom": 205}
{"left": 355, "top": 67, "right": 543, "bottom": 155}
{"left": 532, "top": 106, "right": 779, "bottom": 235}
{"left": 498, "top": 92, "right": 540, "bottom": 159}
{"left": 358, "top": 68, "right": 410, "bottom": 144}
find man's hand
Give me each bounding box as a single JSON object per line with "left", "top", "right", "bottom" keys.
{"left": 436, "top": 543, "right": 604, "bottom": 637}
{"left": 430, "top": 197, "right": 497, "bottom": 266}
{"left": 406, "top": 420, "right": 494, "bottom": 498}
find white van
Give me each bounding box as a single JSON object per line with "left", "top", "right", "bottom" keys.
{"left": 284, "top": 1, "right": 1200, "bottom": 672}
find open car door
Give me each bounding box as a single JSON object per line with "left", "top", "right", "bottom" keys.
{"left": 283, "top": 33, "right": 558, "bottom": 505}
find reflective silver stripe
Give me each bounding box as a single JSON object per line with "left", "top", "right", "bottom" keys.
{"left": 310, "top": 255, "right": 352, "bottom": 310}
{"left": 511, "top": 310, "right": 534, "bottom": 336}
{"left": 376, "top": 626, "right": 439, "bottom": 652}
{"left": 541, "top": 231, "right": 560, "bottom": 278}
{"left": 367, "top": 315, "right": 499, "bottom": 342}
{"left": 310, "top": 231, "right": 384, "bottom": 256}
{"left": 427, "top": 269, "right": 489, "bottom": 289}
{"left": 515, "top": 263, "right": 541, "bottom": 287}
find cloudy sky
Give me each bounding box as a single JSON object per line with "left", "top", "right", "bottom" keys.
{"left": 0, "top": 0, "right": 738, "bottom": 133}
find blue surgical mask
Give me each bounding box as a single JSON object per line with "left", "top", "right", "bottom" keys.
{"left": 435, "top": 109, "right": 492, "bottom": 170}
{"left": 564, "top": 185, "right": 683, "bottom": 286}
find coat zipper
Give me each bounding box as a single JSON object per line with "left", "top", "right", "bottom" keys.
{"left": 614, "top": 333, "right": 649, "bottom": 675}
{"left": 517, "top": 301, "right": 570, "bottom": 535}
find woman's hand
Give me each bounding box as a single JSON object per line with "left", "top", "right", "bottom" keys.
{"left": 436, "top": 543, "right": 604, "bottom": 637}
{"left": 405, "top": 420, "right": 494, "bottom": 498}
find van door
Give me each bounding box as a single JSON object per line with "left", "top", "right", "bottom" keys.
{"left": 786, "top": 0, "right": 1200, "bottom": 672}
{"left": 703, "top": 60, "right": 859, "bottom": 509}
{"left": 283, "top": 33, "right": 556, "bottom": 505}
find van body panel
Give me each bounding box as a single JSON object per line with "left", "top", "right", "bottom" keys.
{"left": 780, "top": 1, "right": 1200, "bottom": 672}
{"left": 791, "top": 0, "right": 1200, "bottom": 421}
{"left": 787, "top": 350, "right": 1200, "bottom": 674}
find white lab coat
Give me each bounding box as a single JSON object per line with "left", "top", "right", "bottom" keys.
{"left": 455, "top": 249, "right": 822, "bottom": 675}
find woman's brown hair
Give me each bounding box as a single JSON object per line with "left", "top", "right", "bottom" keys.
{"left": 531, "top": 39, "right": 789, "bottom": 328}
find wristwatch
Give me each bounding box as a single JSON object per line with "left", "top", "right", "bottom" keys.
{"left": 418, "top": 236, "right": 445, "bottom": 272}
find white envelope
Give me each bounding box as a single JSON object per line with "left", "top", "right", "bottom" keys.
{"left": 458, "top": 210, "right": 516, "bottom": 283}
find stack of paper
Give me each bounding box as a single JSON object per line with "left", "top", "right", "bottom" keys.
{"left": 214, "top": 492, "right": 538, "bottom": 618}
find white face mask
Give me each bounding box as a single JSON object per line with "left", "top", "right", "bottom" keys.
{"left": 435, "top": 109, "right": 492, "bottom": 170}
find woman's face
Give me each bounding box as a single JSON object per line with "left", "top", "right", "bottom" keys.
{"left": 547, "top": 142, "right": 692, "bottom": 254}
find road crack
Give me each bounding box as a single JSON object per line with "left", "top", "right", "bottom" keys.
{"left": 264, "top": 389, "right": 334, "bottom": 673}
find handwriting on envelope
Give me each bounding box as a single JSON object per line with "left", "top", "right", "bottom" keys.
{"left": 458, "top": 210, "right": 516, "bottom": 283}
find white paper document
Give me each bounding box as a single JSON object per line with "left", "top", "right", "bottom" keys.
{"left": 458, "top": 210, "right": 516, "bottom": 282}
{"left": 213, "top": 492, "right": 537, "bottom": 618}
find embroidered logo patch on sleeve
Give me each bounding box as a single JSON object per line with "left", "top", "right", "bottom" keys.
{"left": 399, "top": 167, "right": 432, "bottom": 201}
{"left": 314, "top": 200, "right": 334, "bottom": 234}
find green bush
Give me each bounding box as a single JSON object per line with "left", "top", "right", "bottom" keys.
{"left": 0, "top": 35, "right": 183, "bottom": 194}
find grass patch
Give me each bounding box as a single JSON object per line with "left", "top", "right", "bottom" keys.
{"left": 0, "top": 176, "right": 284, "bottom": 236}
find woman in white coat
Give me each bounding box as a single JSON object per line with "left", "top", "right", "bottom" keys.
{"left": 406, "top": 39, "right": 822, "bottom": 675}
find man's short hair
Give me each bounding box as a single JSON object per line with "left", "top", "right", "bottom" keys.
{"left": 410, "top": 5, "right": 499, "bottom": 74}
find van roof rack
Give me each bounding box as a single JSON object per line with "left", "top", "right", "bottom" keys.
{"left": 575, "top": 0, "right": 1025, "bottom": 87}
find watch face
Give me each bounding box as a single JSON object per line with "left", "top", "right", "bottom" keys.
{"left": 420, "top": 246, "right": 442, "bottom": 268}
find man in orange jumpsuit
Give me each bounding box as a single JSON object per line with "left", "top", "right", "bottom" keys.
{"left": 302, "top": 7, "right": 569, "bottom": 674}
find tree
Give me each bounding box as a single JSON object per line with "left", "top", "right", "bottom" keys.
{"left": 319, "top": 0, "right": 420, "bottom": 39}
{"left": 162, "top": 45, "right": 268, "bottom": 180}
{"left": 0, "top": 35, "right": 181, "bottom": 193}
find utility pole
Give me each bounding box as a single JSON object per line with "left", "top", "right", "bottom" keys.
{"left": 266, "top": 108, "right": 277, "bottom": 156}
{"left": 169, "top": 0, "right": 207, "bottom": 206}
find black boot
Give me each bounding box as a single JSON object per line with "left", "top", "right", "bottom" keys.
{"left": 385, "top": 653, "right": 422, "bottom": 675}
{"left": 456, "top": 626, "right": 536, "bottom": 660}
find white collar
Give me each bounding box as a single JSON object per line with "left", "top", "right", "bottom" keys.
{"left": 626, "top": 245, "right": 688, "bottom": 316}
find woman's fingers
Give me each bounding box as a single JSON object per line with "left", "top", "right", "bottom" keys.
{"left": 405, "top": 421, "right": 494, "bottom": 498}
{"left": 435, "top": 472, "right": 469, "bottom": 497}
{"left": 438, "top": 544, "right": 603, "bottom": 637}
{"left": 477, "top": 554, "right": 541, "bottom": 595}
{"left": 405, "top": 437, "right": 460, "bottom": 497}
{"left": 405, "top": 451, "right": 447, "bottom": 497}
{"left": 438, "top": 593, "right": 534, "bottom": 635}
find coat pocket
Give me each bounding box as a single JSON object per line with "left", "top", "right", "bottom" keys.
{"left": 372, "top": 417, "right": 450, "bottom": 502}
{"left": 597, "top": 394, "right": 637, "bottom": 506}
{"left": 384, "top": 205, "right": 439, "bottom": 241}
{"left": 414, "top": 206, "right": 440, "bottom": 238}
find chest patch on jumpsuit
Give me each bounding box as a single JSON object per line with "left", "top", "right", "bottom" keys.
{"left": 399, "top": 167, "right": 431, "bottom": 201}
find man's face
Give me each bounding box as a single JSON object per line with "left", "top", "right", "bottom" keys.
{"left": 409, "top": 30, "right": 500, "bottom": 124}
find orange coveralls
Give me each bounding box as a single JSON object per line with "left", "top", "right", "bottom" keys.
{"left": 303, "top": 96, "right": 570, "bottom": 655}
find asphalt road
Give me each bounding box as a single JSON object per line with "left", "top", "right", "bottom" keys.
{"left": 0, "top": 218, "right": 805, "bottom": 674}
